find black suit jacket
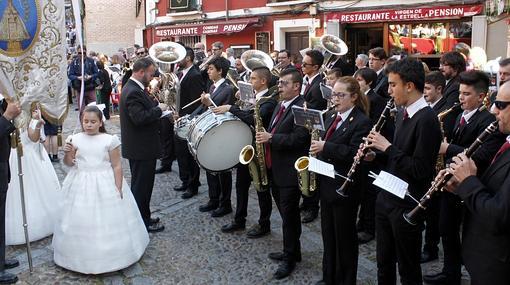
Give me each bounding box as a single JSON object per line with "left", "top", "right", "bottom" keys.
{"left": 431, "top": 96, "right": 461, "bottom": 140}
{"left": 192, "top": 80, "right": 235, "bottom": 116}
{"left": 330, "top": 57, "right": 354, "bottom": 76}
{"left": 303, "top": 74, "right": 327, "bottom": 110}
{"left": 318, "top": 107, "right": 372, "bottom": 203}
{"left": 445, "top": 108, "right": 505, "bottom": 174}
{"left": 442, "top": 75, "right": 461, "bottom": 108}
{"left": 179, "top": 66, "right": 205, "bottom": 116}
{"left": 455, "top": 149, "right": 510, "bottom": 285}
{"left": 0, "top": 114, "right": 15, "bottom": 190}
{"left": 268, "top": 96, "right": 310, "bottom": 188}
{"left": 120, "top": 79, "right": 162, "bottom": 160}
{"left": 229, "top": 90, "right": 278, "bottom": 129}
{"left": 373, "top": 71, "right": 389, "bottom": 99}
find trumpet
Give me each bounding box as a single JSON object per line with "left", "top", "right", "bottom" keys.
{"left": 403, "top": 120, "right": 498, "bottom": 225}
{"left": 337, "top": 98, "right": 395, "bottom": 196}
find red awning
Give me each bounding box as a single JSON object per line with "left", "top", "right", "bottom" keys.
{"left": 155, "top": 18, "right": 259, "bottom": 38}
{"left": 326, "top": 4, "right": 483, "bottom": 23}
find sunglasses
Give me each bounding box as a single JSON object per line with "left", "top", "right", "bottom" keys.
{"left": 493, "top": 100, "right": 510, "bottom": 110}
{"left": 136, "top": 51, "right": 147, "bottom": 55}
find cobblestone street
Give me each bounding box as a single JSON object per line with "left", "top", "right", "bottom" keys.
{"left": 6, "top": 107, "right": 469, "bottom": 285}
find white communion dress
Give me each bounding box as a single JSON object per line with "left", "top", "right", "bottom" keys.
{"left": 52, "top": 132, "right": 149, "bottom": 274}
{"left": 5, "top": 130, "right": 61, "bottom": 245}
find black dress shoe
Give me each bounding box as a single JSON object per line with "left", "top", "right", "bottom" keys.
{"left": 211, "top": 206, "right": 232, "bottom": 218}
{"left": 221, "top": 222, "right": 245, "bottom": 233}
{"left": 420, "top": 250, "right": 439, "bottom": 263}
{"left": 423, "top": 272, "right": 460, "bottom": 284}
{"left": 4, "top": 259, "right": 19, "bottom": 270}
{"left": 173, "top": 185, "right": 187, "bottom": 192}
{"left": 181, "top": 189, "right": 198, "bottom": 199}
{"left": 246, "top": 224, "right": 270, "bottom": 239}
{"left": 149, "top": 217, "right": 160, "bottom": 225}
{"left": 199, "top": 202, "right": 218, "bottom": 212}
{"left": 0, "top": 271, "right": 17, "bottom": 284}
{"left": 357, "top": 231, "right": 375, "bottom": 244}
{"left": 147, "top": 223, "right": 165, "bottom": 233}
{"left": 155, "top": 166, "right": 172, "bottom": 174}
{"left": 301, "top": 210, "right": 318, "bottom": 223}
{"left": 268, "top": 251, "right": 302, "bottom": 262}
{"left": 273, "top": 261, "right": 296, "bottom": 280}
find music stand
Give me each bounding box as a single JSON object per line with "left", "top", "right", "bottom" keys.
{"left": 291, "top": 105, "right": 325, "bottom": 131}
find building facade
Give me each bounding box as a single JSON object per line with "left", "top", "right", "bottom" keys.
{"left": 144, "top": 0, "right": 509, "bottom": 68}
{"left": 82, "top": 0, "right": 146, "bottom": 55}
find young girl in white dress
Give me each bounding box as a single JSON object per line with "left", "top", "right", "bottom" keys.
{"left": 6, "top": 107, "right": 61, "bottom": 245}
{"left": 52, "top": 106, "right": 149, "bottom": 274}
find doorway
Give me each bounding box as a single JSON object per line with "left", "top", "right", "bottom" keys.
{"left": 345, "top": 26, "right": 383, "bottom": 66}
{"left": 285, "top": 31, "right": 309, "bottom": 60}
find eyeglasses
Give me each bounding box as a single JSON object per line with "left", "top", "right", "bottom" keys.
{"left": 331, "top": 92, "right": 351, "bottom": 98}
{"left": 212, "top": 48, "right": 220, "bottom": 51}
{"left": 368, "top": 57, "right": 381, "bottom": 62}
{"left": 493, "top": 100, "right": 510, "bottom": 110}
{"left": 302, "top": 62, "right": 316, "bottom": 68}
{"left": 136, "top": 51, "right": 147, "bottom": 55}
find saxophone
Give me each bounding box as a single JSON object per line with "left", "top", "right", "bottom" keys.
{"left": 239, "top": 96, "right": 272, "bottom": 192}
{"left": 435, "top": 102, "right": 460, "bottom": 173}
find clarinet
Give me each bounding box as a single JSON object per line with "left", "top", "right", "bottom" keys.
{"left": 336, "top": 98, "right": 395, "bottom": 197}
{"left": 403, "top": 120, "right": 499, "bottom": 225}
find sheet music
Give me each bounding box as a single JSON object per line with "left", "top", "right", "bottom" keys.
{"left": 372, "top": 171, "right": 408, "bottom": 199}
{"left": 238, "top": 81, "right": 255, "bottom": 105}
{"left": 309, "top": 157, "right": 335, "bottom": 178}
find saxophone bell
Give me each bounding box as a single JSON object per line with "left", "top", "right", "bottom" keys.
{"left": 295, "top": 156, "right": 311, "bottom": 197}
{"left": 239, "top": 145, "right": 265, "bottom": 192}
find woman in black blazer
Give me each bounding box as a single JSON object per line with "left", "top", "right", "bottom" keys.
{"left": 310, "top": 76, "right": 372, "bottom": 285}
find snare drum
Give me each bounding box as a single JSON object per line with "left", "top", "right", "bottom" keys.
{"left": 174, "top": 115, "right": 191, "bottom": 140}
{"left": 187, "top": 110, "right": 252, "bottom": 172}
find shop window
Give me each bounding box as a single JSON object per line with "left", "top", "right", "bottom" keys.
{"left": 167, "top": 0, "right": 199, "bottom": 13}
{"left": 388, "top": 21, "right": 472, "bottom": 56}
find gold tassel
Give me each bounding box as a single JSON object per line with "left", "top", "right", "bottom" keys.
{"left": 10, "top": 131, "right": 17, "bottom": 149}
{"left": 57, "top": 126, "right": 63, "bottom": 147}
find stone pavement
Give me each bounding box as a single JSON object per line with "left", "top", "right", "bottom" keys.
{"left": 6, "top": 107, "right": 471, "bottom": 284}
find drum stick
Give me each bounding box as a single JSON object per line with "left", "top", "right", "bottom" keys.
{"left": 181, "top": 97, "right": 202, "bottom": 109}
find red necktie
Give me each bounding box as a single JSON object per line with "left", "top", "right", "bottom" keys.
{"left": 177, "top": 72, "right": 183, "bottom": 81}
{"left": 403, "top": 109, "right": 409, "bottom": 121}
{"left": 265, "top": 104, "right": 286, "bottom": 169}
{"left": 491, "top": 141, "right": 510, "bottom": 164}
{"left": 459, "top": 117, "right": 466, "bottom": 127}
{"left": 324, "top": 114, "right": 342, "bottom": 141}
{"left": 209, "top": 84, "right": 216, "bottom": 95}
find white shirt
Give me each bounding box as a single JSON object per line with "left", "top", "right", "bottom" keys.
{"left": 255, "top": 89, "right": 269, "bottom": 101}
{"left": 271, "top": 94, "right": 299, "bottom": 128}
{"left": 461, "top": 108, "right": 478, "bottom": 124}
{"left": 179, "top": 65, "right": 193, "bottom": 82}
{"left": 405, "top": 96, "right": 428, "bottom": 119}
{"left": 336, "top": 106, "right": 355, "bottom": 130}
{"left": 129, "top": 77, "right": 145, "bottom": 90}
{"left": 302, "top": 73, "right": 320, "bottom": 95}
{"left": 211, "top": 78, "right": 226, "bottom": 94}
{"left": 428, "top": 95, "right": 443, "bottom": 108}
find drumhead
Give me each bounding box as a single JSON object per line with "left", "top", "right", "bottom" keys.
{"left": 195, "top": 120, "right": 252, "bottom": 172}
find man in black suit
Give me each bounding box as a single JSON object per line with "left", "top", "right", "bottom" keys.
{"left": 120, "top": 57, "right": 167, "bottom": 232}
{"left": 0, "top": 97, "right": 21, "bottom": 284}
{"left": 366, "top": 58, "right": 442, "bottom": 284}
{"left": 277, "top": 50, "right": 295, "bottom": 71}
{"left": 256, "top": 68, "right": 310, "bottom": 279}
{"left": 193, "top": 57, "right": 236, "bottom": 218}
{"left": 300, "top": 49, "right": 327, "bottom": 223}
{"left": 439, "top": 51, "right": 466, "bottom": 108}
{"left": 368, "top": 47, "right": 389, "bottom": 99}
{"left": 213, "top": 67, "right": 277, "bottom": 238}
{"left": 420, "top": 71, "right": 449, "bottom": 263}
{"left": 446, "top": 81, "right": 510, "bottom": 285}
{"left": 490, "top": 58, "right": 510, "bottom": 104}
{"left": 174, "top": 47, "right": 204, "bottom": 199}
{"left": 424, "top": 71, "right": 506, "bottom": 285}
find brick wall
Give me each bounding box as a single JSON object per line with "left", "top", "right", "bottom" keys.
{"left": 83, "top": 0, "right": 146, "bottom": 56}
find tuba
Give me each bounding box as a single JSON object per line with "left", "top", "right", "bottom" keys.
{"left": 241, "top": 50, "right": 275, "bottom": 74}
{"left": 149, "top": 41, "right": 187, "bottom": 112}
{"left": 319, "top": 34, "right": 348, "bottom": 76}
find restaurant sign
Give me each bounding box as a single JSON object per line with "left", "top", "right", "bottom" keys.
{"left": 155, "top": 21, "right": 253, "bottom": 37}
{"left": 326, "top": 4, "right": 484, "bottom": 23}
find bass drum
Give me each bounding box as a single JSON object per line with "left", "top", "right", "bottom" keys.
{"left": 187, "top": 110, "right": 252, "bottom": 172}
